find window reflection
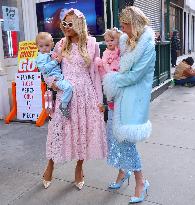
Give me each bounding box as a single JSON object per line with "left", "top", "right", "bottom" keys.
{"left": 0, "top": 0, "right": 24, "bottom": 59}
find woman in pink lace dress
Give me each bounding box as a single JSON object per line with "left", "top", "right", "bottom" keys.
{"left": 42, "top": 8, "right": 107, "bottom": 190}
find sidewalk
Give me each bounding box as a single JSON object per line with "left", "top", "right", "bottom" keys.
{"left": 0, "top": 84, "right": 195, "bottom": 205}
{"left": 152, "top": 52, "right": 195, "bottom": 100}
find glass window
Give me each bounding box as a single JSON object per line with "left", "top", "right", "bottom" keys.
{"left": 0, "top": 0, "right": 24, "bottom": 58}
{"left": 36, "top": 0, "right": 105, "bottom": 42}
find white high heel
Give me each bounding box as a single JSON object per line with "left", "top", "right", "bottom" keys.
{"left": 42, "top": 179, "right": 51, "bottom": 189}
{"left": 42, "top": 167, "right": 53, "bottom": 189}
{"left": 75, "top": 180, "right": 85, "bottom": 190}
{"left": 75, "top": 167, "right": 84, "bottom": 190}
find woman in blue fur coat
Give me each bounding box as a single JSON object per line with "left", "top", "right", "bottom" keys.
{"left": 103, "top": 6, "right": 156, "bottom": 203}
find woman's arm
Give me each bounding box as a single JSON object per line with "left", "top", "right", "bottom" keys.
{"left": 90, "top": 43, "right": 103, "bottom": 104}
{"left": 94, "top": 57, "right": 106, "bottom": 79}
{"left": 103, "top": 44, "right": 155, "bottom": 100}
{"left": 116, "top": 46, "right": 155, "bottom": 87}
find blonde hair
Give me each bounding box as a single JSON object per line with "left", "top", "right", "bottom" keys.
{"left": 104, "top": 27, "right": 122, "bottom": 42}
{"left": 119, "top": 6, "right": 150, "bottom": 49}
{"left": 60, "top": 11, "right": 91, "bottom": 67}
{"left": 35, "top": 32, "right": 54, "bottom": 48}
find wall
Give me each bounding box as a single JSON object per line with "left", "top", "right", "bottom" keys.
{"left": 184, "top": 0, "right": 195, "bottom": 53}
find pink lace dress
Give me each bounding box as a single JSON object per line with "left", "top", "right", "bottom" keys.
{"left": 46, "top": 38, "right": 107, "bottom": 163}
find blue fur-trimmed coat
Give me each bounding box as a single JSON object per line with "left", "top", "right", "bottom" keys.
{"left": 103, "top": 26, "right": 156, "bottom": 143}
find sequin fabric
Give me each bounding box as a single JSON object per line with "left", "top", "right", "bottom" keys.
{"left": 46, "top": 43, "right": 107, "bottom": 163}
{"left": 107, "top": 110, "right": 142, "bottom": 171}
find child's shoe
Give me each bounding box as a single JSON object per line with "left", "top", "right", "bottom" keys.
{"left": 44, "top": 90, "right": 54, "bottom": 114}
{"left": 48, "top": 91, "right": 53, "bottom": 111}
{"left": 44, "top": 93, "right": 49, "bottom": 110}
{"left": 59, "top": 103, "right": 70, "bottom": 118}
{"left": 184, "top": 82, "right": 194, "bottom": 87}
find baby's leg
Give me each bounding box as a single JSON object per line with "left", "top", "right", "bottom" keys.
{"left": 56, "top": 80, "right": 72, "bottom": 107}
{"left": 55, "top": 79, "right": 73, "bottom": 118}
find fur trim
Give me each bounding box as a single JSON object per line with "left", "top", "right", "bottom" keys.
{"left": 119, "top": 26, "right": 155, "bottom": 73}
{"left": 112, "top": 97, "right": 152, "bottom": 143}
{"left": 102, "top": 72, "right": 121, "bottom": 101}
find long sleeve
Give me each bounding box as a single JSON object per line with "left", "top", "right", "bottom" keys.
{"left": 115, "top": 45, "right": 155, "bottom": 88}
{"left": 53, "top": 39, "right": 64, "bottom": 54}
{"left": 103, "top": 42, "right": 155, "bottom": 100}
{"left": 94, "top": 57, "right": 106, "bottom": 79}
{"left": 36, "top": 53, "right": 59, "bottom": 74}
{"left": 89, "top": 43, "right": 103, "bottom": 104}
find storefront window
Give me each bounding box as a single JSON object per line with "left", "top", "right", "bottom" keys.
{"left": 36, "top": 0, "right": 105, "bottom": 42}
{"left": 0, "top": 0, "right": 24, "bottom": 58}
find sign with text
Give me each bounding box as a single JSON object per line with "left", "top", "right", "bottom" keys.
{"left": 15, "top": 72, "right": 42, "bottom": 121}
{"left": 15, "top": 41, "right": 42, "bottom": 121}
{"left": 18, "top": 41, "right": 38, "bottom": 73}
{"left": 2, "top": 6, "right": 19, "bottom": 31}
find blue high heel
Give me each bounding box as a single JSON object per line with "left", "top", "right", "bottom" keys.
{"left": 129, "top": 180, "right": 150, "bottom": 204}
{"left": 108, "top": 171, "right": 131, "bottom": 189}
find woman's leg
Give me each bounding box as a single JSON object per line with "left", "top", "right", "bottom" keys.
{"left": 75, "top": 160, "right": 84, "bottom": 183}
{"left": 134, "top": 171, "right": 145, "bottom": 197}
{"left": 114, "top": 169, "right": 125, "bottom": 183}
{"left": 43, "top": 159, "right": 54, "bottom": 181}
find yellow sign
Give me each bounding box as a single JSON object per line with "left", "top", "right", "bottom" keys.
{"left": 18, "top": 41, "right": 38, "bottom": 73}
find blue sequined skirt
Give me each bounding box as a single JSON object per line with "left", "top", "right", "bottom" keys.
{"left": 107, "top": 110, "right": 142, "bottom": 171}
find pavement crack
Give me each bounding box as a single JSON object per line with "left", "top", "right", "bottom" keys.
{"left": 145, "top": 141, "right": 195, "bottom": 151}
{"left": 152, "top": 114, "right": 195, "bottom": 121}
{"left": 1, "top": 166, "right": 162, "bottom": 205}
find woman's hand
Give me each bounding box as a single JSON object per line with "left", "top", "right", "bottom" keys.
{"left": 98, "top": 103, "right": 105, "bottom": 113}
{"left": 52, "top": 52, "right": 62, "bottom": 63}
{"left": 51, "top": 81, "right": 59, "bottom": 91}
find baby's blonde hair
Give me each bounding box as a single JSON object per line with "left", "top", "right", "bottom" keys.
{"left": 120, "top": 6, "right": 150, "bottom": 49}
{"left": 104, "top": 27, "right": 122, "bottom": 41}
{"left": 60, "top": 12, "right": 91, "bottom": 67}
{"left": 35, "top": 32, "right": 54, "bottom": 48}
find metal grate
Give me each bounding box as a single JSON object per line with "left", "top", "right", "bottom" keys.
{"left": 134, "top": 0, "right": 161, "bottom": 32}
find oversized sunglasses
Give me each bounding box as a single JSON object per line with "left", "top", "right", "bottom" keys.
{"left": 61, "top": 21, "right": 73, "bottom": 28}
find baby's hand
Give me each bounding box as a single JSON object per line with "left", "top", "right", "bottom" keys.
{"left": 97, "top": 103, "right": 105, "bottom": 113}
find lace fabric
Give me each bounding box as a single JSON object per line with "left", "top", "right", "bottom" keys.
{"left": 46, "top": 43, "right": 107, "bottom": 163}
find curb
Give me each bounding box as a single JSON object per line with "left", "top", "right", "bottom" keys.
{"left": 151, "top": 79, "right": 172, "bottom": 101}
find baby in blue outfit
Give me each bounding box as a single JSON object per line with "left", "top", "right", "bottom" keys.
{"left": 35, "top": 32, "right": 72, "bottom": 118}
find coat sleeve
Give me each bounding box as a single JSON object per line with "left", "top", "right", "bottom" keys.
{"left": 115, "top": 44, "right": 155, "bottom": 87}
{"left": 103, "top": 44, "right": 155, "bottom": 100}
{"left": 90, "top": 43, "right": 103, "bottom": 104}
